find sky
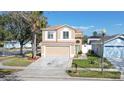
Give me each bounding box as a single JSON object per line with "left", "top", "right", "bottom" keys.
{"left": 44, "top": 11, "right": 124, "bottom": 36}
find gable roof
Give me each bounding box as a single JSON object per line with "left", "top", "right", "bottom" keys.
{"left": 91, "top": 34, "right": 124, "bottom": 44}
{"left": 105, "top": 34, "right": 124, "bottom": 43}
{"left": 88, "top": 36, "right": 101, "bottom": 38}
{"left": 42, "top": 24, "right": 82, "bottom": 33}
{"left": 42, "top": 25, "right": 62, "bottom": 31}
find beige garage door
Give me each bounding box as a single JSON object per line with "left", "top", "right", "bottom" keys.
{"left": 46, "top": 46, "right": 70, "bottom": 57}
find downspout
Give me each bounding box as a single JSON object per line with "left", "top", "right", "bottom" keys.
{"left": 56, "top": 31, "right": 58, "bottom": 43}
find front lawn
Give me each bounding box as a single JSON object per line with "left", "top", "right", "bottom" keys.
{"left": 0, "top": 56, "right": 14, "bottom": 61}
{"left": 3, "top": 57, "right": 32, "bottom": 67}
{"left": 0, "top": 69, "right": 20, "bottom": 80}
{"left": 67, "top": 70, "right": 121, "bottom": 79}
{"left": 0, "top": 69, "right": 18, "bottom": 75}
{"left": 73, "top": 56, "right": 113, "bottom": 68}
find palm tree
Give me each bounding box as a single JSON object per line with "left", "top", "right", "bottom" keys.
{"left": 19, "top": 11, "right": 47, "bottom": 58}
{"left": 30, "top": 12, "right": 47, "bottom": 58}
{"left": 30, "top": 12, "right": 41, "bottom": 58}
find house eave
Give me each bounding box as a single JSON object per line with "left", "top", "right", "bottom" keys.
{"left": 41, "top": 42, "right": 75, "bottom": 46}
{"left": 92, "top": 34, "right": 124, "bottom": 45}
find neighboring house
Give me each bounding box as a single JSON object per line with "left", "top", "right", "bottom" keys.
{"left": 92, "top": 34, "right": 124, "bottom": 59}
{"left": 81, "top": 36, "right": 101, "bottom": 54}
{"left": 4, "top": 40, "right": 32, "bottom": 49}
{"left": 88, "top": 36, "right": 101, "bottom": 44}
{"left": 82, "top": 44, "right": 92, "bottom": 54}
{"left": 41, "top": 24, "right": 83, "bottom": 58}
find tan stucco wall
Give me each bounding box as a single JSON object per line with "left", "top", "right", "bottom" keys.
{"left": 42, "top": 26, "right": 83, "bottom": 43}
{"left": 41, "top": 26, "right": 83, "bottom": 58}
{"left": 57, "top": 27, "right": 75, "bottom": 40}
{"left": 75, "top": 33, "right": 83, "bottom": 38}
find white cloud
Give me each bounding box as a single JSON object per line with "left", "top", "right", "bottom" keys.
{"left": 71, "top": 25, "right": 95, "bottom": 31}
{"left": 115, "top": 24, "right": 123, "bottom": 26}
{"left": 89, "top": 25, "right": 95, "bottom": 28}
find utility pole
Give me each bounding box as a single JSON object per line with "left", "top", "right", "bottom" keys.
{"left": 101, "top": 29, "right": 106, "bottom": 74}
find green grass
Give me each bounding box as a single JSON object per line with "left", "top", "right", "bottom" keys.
{"left": 0, "top": 69, "right": 18, "bottom": 75}
{"left": 0, "top": 56, "right": 14, "bottom": 61}
{"left": 0, "top": 69, "right": 21, "bottom": 79}
{"left": 73, "top": 56, "right": 113, "bottom": 68}
{"left": 3, "top": 57, "right": 32, "bottom": 67}
{"left": 67, "top": 70, "right": 121, "bottom": 79}
{"left": 25, "top": 52, "right": 32, "bottom": 57}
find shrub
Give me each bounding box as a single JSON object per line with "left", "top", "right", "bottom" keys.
{"left": 87, "top": 50, "right": 94, "bottom": 54}
{"left": 78, "top": 50, "right": 82, "bottom": 55}
{"left": 88, "top": 57, "right": 95, "bottom": 64}
{"left": 0, "top": 42, "right": 4, "bottom": 47}
{"left": 67, "top": 70, "right": 72, "bottom": 73}
{"left": 36, "top": 52, "right": 41, "bottom": 56}
{"left": 25, "top": 51, "right": 32, "bottom": 57}
{"left": 87, "top": 50, "right": 98, "bottom": 57}
{"left": 89, "top": 60, "right": 95, "bottom": 64}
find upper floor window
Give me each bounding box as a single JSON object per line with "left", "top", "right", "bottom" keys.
{"left": 48, "top": 31, "right": 54, "bottom": 39}
{"left": 63, "top": 31, "right": 69, "bottom": 39}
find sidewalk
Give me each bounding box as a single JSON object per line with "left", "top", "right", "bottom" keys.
{"left": 5, "top": 74, "right": 123, "bottom": 81}
{"left": 67, "top": 67, "right": 119, "bottom": 72}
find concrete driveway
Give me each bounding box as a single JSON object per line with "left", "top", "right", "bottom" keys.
{"left": 14, "top": 57, "right": 72, "bottom": 80}
{"left": 107, "top": 58, "right": 124, "bottom": 71}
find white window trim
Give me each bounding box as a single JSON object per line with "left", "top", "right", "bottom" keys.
{"left": 48, "top": 31, "right": 54, "bottom": 39}
{"left": 45, "top": 31, "right": 56, "bottom": 41}
{"left": 59, "top": 30, "right": 72, "bottom": 40}
{"left": 63, "top": 31, "right": 69, "bottom": 39}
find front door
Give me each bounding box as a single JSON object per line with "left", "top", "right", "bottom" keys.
{"left": 75, "top": 45, "right": 81, "bottom": 55}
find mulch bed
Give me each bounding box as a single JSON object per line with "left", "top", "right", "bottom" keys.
{"left": 28, "top": 56, "right": 40, "bottom": 61}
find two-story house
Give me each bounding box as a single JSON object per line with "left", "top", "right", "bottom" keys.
{"left": 41, "top": 25, "right": 83, "bottom": 58}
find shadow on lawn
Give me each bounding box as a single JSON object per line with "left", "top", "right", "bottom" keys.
{"left": 0, "top": 69, "right": 21, "bottom": 81}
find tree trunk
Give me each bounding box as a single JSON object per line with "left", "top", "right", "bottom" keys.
{"left": 32, "top": 32, "right": 37, "bottom": 58}
{"left": 20, "top": 44, "right": 24, "bottom": 57}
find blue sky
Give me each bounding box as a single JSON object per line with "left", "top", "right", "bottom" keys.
{"left": 44, "top": 11, "right": 124, "bottom": 36}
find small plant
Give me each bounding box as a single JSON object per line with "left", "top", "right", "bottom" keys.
{"left": 36, "top": 52, "right": 41, "bottom": 56}
{"left": 89, "top": 60, "right": 95, "bottom": 64}
{"left": 67, "top": 70, "right": 72, "bottom": 73}
{"left": 0, "top": 43, "right": 4, "bottom": 47}
{"left": 87, "top": 50, "right": 93, "bottom": 55}
{"left": 78, "top": 50, "right": 82, "bottom": 55}
{"left": 88, "top": 58, "right": 95, "bottom": 64}
{"left": 86, "top": 50, "right": 98, "bottom": 57}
